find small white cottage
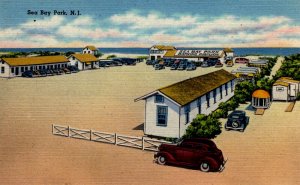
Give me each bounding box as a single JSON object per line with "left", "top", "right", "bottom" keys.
{"left": 149, "top": 45, "right": 177, "bottom": 60}
{"left": 135, "top": 69, "right": 236, "bottom": 138}
{"left": 82, "top": 46, "right": 99, "bottom": 56}
{"left": 68, "top": 54, "right": 99, "bottom": 70}
{"left": 272, "top": 77, "right": 300, "bottom": 101}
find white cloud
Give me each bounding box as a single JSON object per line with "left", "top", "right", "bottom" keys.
{"left": 110, "top": 11, "right": 197, "bottom": 29}
{"left": 21, "top": 16, "right": 65, "bottom": 30}
{"left": 0, "top": 11, "right": 299, "bottom": 48}
{"left": 0, "top": 28, "right": 23, "bottom": 39}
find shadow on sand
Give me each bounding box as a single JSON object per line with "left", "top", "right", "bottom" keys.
{"left": 133, "top": 123, "right": 144, "bottom": 130}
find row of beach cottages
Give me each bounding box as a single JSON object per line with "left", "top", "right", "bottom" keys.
{"left": 0, "top": 46, "right": 100, "bottom": 78}
{"left": 135, "top": 69, "right": 236, "bottom": 138}
{"left": 148, "top": 45, "right": 234, "bottom": 63}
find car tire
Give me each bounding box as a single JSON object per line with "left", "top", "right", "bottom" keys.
{"left": 200, "top": 162, "right": 210, "bottom": 172}
{"left": 157, "top": 155, "right": 167, "bottom": 165}
{"left": 232, "top": 121, "right": 240, "bottom": 128}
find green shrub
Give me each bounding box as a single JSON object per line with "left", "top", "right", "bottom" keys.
{"left": 184, "top": 114, "right": 222, "bottom": 139}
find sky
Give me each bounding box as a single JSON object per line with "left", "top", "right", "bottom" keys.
{"left": 0, "top": 0, "right": 300, "bottom": 48}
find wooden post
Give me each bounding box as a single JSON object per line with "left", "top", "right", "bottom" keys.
{"left": 90, "top": 130, "right": 92, "bottom": 141}
{"left": 142, "top": 136, "right": 145, "bottom": 150}
{"left": 115, "top": 133, "right": 117, "bottom": 145}
{"left": 52, "top": 124, "right": 54, "bottom": 134}
{"left": 68, "top": 125, "right": 70, "bottom": 137}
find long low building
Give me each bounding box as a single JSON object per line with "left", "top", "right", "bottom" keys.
{"left": 149, "top": 45, "right": 232, "bottom": 63}
{"left": 0, "top": 56, "right": 69, "bottom": 78}
{"left": 135, "top": 69, "right": 236, "bottom": 138}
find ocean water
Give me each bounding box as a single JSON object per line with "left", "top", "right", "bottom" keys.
{"left": 0, "top": 47, "right": 299, "bottom": 56}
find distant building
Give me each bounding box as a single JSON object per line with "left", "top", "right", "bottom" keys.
{"left": 0, "top": 56, "right": 69, "bottom": 78}
{"left": 68, "top": 54, "right": 99, "bottom": 70}
{"left": 82, "top": 46, "right": 99, "bottom": 56}
{"left": 231, "top": 66, "right": 260, "bottom": 82}
{"left": 173, "top": 49, "right": 226, "bottom": 63}
{"left": 135, "top": 69, "right": 236, "bottom": 138}
{"left": 248, "top": 59, "right": 268, "bottom": 68}
{"left": 149, "top": 45, "right": 177, "bottom": 60}
{"left": 223, "top": 48, "right": 234, "bottom": 58}
{"left": 252, "top": 89, "right": 271, "bottom": 109}
{"left": 149, "top": 45, "right": 227, "bottom": 63}
{"left": 272, "top": 77, "right": 300, "bottom": 101}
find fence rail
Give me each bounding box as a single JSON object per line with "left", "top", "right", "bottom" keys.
{"left": 52, "top": 124, "right": 172, "bottom": 152}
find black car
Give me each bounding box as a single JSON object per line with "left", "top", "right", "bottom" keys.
{"left": 119, "top": 58, "right": 136, "bottom": 65}
{"left": 22, "top": 70, "right": 34, "bottom": 78}
{"left": 67, "top": 65, "right": 79, "bottom": 73}
{"left": 177, "top": 62, "right": 187, "bottom": 70}
{"left": 46, "top": 69, "right": 54, "bottom": 76}
{"left": 186, "top": 63, "right": 196, "bottom": 71}
{"left": 146, "top": 60, "right": 155, "bottom": 65}
{"left": 170, "top": 63, "right": 179, "bottom": 70}
{"left": 225, "top": 110, "right": 248, "bottom": 132}
{"left": 39, "top": 69, "right": 47, "bottom": 77}
{"left": 154, "top": 64, "right": 165, "bottom": 70}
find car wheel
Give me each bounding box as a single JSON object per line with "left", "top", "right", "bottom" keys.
{"left": 200, "top": 162, "right": 210, "bottom": 172}
{"left": 157, "top": 155, "right": 167, "bottom": 165}
{"left": 232, "top": 121, "right": 240, "bottom": 128}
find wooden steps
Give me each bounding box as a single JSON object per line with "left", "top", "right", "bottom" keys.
{"left": 255, "top": 108, "right": 265, "bottom": 115}
{"left": 285, "top": 101, "right": 296, "bottom": 112}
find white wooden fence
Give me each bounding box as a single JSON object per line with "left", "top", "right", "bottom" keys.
{"left": 52, "top": 124, "right": 172, "bottom": 152}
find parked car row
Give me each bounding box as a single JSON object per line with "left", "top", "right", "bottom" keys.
{"left": 100, "top": 58, "right": 137, "bottom": 67}
{"left": 22, "top": 65, "right": 79, "bottom": 78}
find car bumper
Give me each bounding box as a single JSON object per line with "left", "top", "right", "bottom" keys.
{"left": 219, "top": 158, "right": 228, "bottom": 172}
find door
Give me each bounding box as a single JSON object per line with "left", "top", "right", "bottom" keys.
{"left": 15, "top": 67, "right": 19, "bottom": 75}
{"left": 290, "top": 84, "right": 296, "bottom": 96}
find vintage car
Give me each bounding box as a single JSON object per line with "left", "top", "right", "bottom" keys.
{"left": 225, "top": 110, "right": 248, "bottom": 132}
{"left": 154, "top": 63, "right": 165, "bottom": 70}
{"left": 154, "top": 138, "right": 226, "bottom": 172}
{"left": 226, "top": 60, "right": 234, "bottom": 67}
{"left": 215, "top": 61, "right": 223, "bottom": 68}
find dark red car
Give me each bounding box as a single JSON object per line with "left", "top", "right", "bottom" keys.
{"left": 154, "top": 138, "right": 226, "bottom": 172}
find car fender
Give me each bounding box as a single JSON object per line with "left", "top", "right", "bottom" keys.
{"left": 156, "top": 151, "right": 176, "bottom": 162}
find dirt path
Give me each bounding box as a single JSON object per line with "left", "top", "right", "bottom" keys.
{"left": 269, "top": 56, "right": 284, "bottom": 78}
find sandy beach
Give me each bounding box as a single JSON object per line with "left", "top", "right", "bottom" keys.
{"left": 0, "top": 60, "right": 299, "bottom": 185}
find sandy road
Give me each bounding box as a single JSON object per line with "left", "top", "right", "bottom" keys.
{"left": 0, "top": 62, "right": 299, "bottom": 184}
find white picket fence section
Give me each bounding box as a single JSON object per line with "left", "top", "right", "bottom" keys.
{"left": 52, "top": 124, "right": 172, "bottom": 152}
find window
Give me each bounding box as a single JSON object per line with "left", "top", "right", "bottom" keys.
{"left": 72, "top": 57, "right": 75, "bottom": 60}
{"left": 197, "top": 98, "right": 201, "bottom": 114}
{"left": 184, "top": 104, "right": 190, "bottom": 124}
{"left": 25, "top": 67, "right": 28, "bottom": 71}
{"left": 231, "top": 80, "right": 234, "bottom": 92}
{"left": 276, "top": 87, "right": 284, "bottom": 91}
{"left": 157, "top": 106, "right": 168, "bottom": 126}
{"left": 88, "top": 51, "right": 90, "bottom": 54}
{"left": 1, "top": 61, "right": 4, "bottom": 64}
{"left": 220, "top": 86, "right": 223, "bottom": 100}
{"left": 1, "top": 67, "right": 4, "bottom": 73}
{"left": 21, "top": 67, "right": 24, "bottom": 72}
{"left": 225, "top": 83, "right": 228, "bottom": 96}
{"left": 213, "top": 89, "right": 217, "bottom": 104}
{"left": 206, "top": 93, "right": 210, "bottom": 108}
{"left": 11, "top": 67, "right": 14, "bottom": 73}
{"left": 155, "top": 95, "right": 164, "bottom": 103}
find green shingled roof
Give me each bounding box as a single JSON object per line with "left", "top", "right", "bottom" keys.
{"left": 158, "top": 69, "right": 236, "bottom": 106}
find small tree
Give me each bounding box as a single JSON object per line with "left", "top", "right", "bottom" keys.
{"left": 107, "top": 54, "right": 116, "bottom": 59}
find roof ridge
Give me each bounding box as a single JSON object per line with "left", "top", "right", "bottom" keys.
{"left": 159, "top": 69, "right": 227, "bottom": 91}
